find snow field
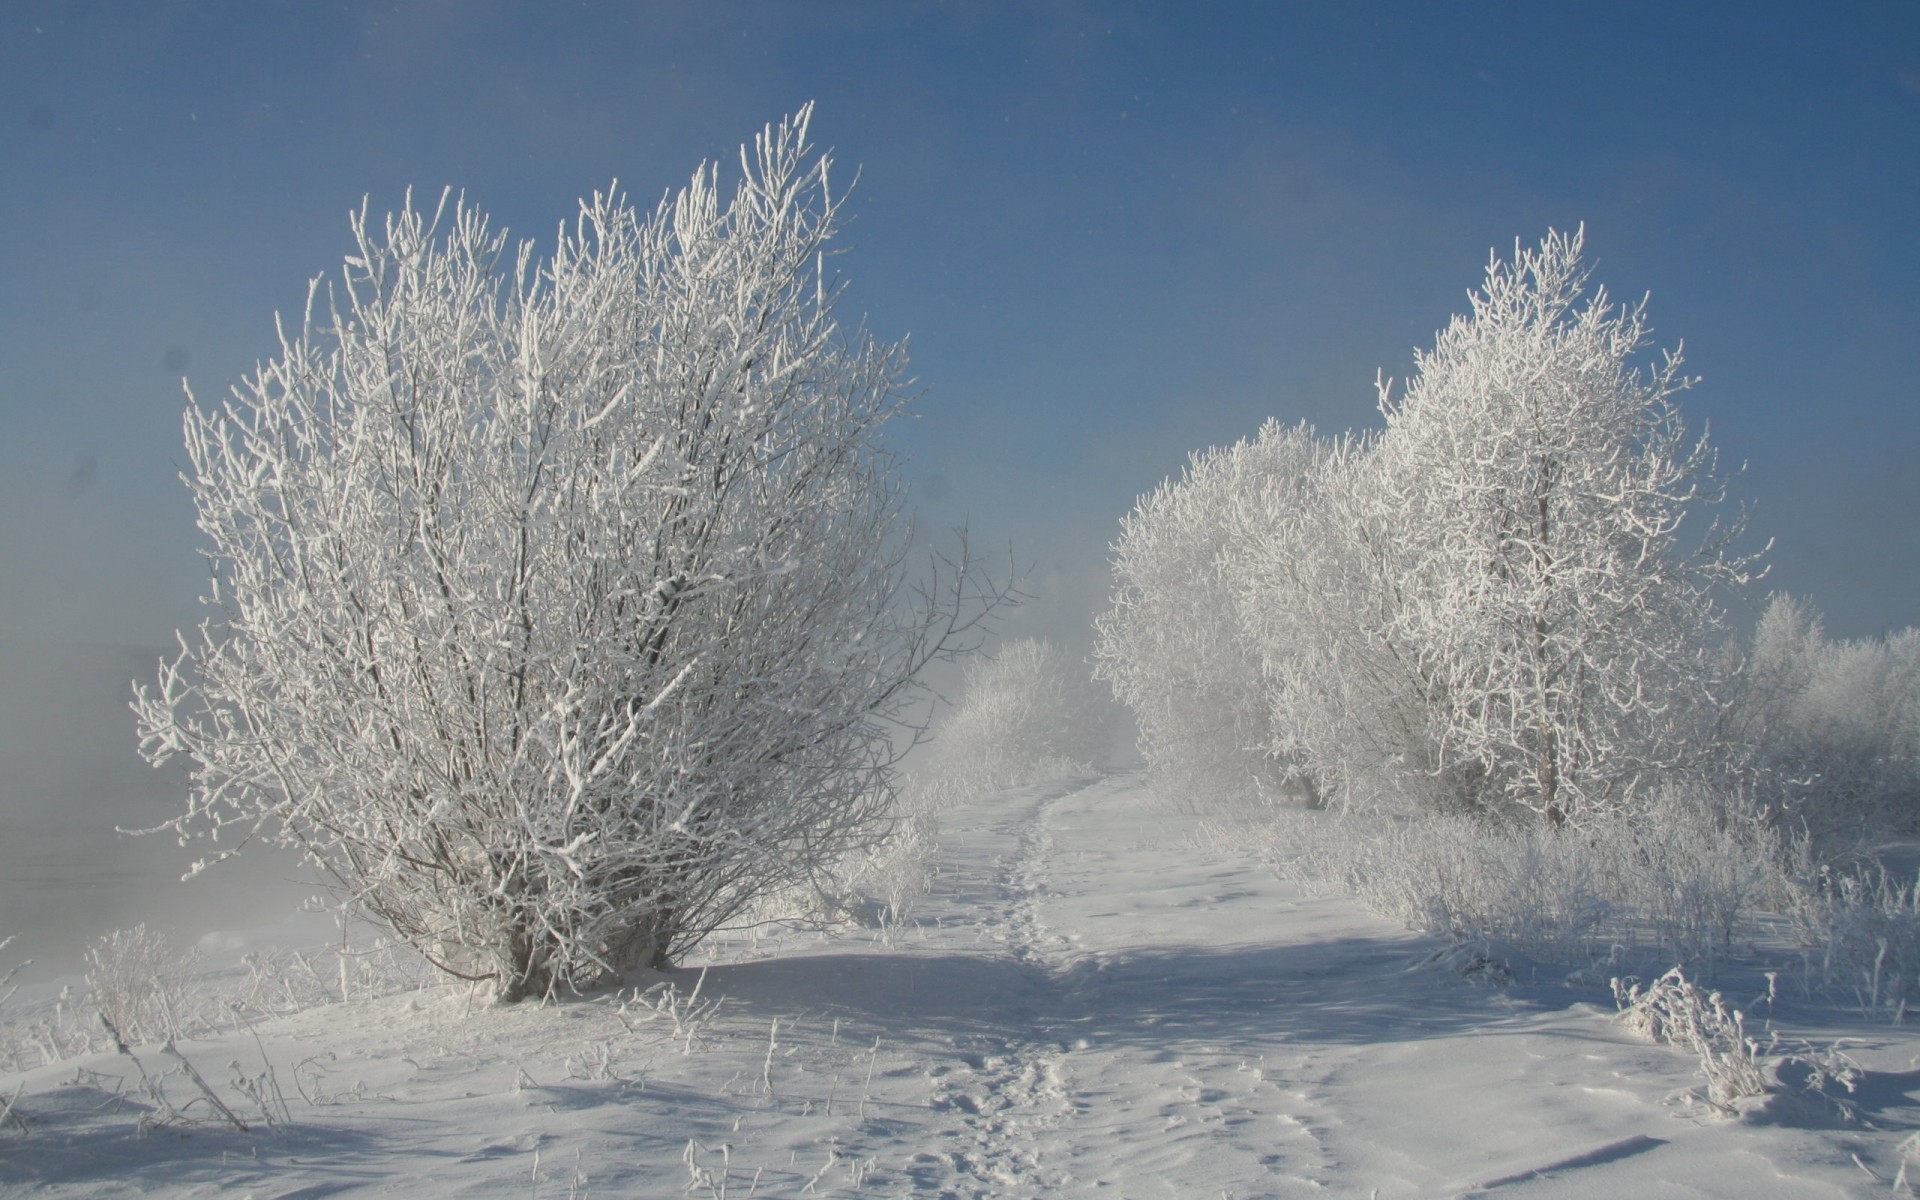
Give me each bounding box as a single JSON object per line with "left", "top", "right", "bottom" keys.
{"left": 5, "top": 772, "right": 1920, "bottom": 1196}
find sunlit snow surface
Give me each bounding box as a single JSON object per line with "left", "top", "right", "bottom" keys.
{"left": 4, "top": 773, "right": 1916, "bottom": 1197}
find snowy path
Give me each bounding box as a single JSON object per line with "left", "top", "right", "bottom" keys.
{"left": 4, "top": 772, "right": 1917, "bottom": 1196}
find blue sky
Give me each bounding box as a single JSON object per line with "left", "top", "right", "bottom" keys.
{"left": 1, "top": 2, "right": 1916, "bottom": 948}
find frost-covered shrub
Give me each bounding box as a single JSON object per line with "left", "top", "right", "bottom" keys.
{"left": 1257, "top": 782, "right": 1788, "bottom": 971}
{"left": 1597, "top": 784, "right": 1789, "bottom": 968}
{"left": 1614, "top": 966, "right": 1770, "bottom": 1115}
{"left": 1097, "top": 423, "right": 1348, "bottom": 812}
{"left": 931, "top": 638, "right": 1112, "bottom": 795}
{"left": 1261, "top": 809, "right": 1613, "bottom": 963}
{"left": 1787, "top": 864, "right": 1920, "bottom": 1016}
{"left": 1742, "top": 594, "right": 1920, "bottom": 850}
{"left": 86, "top": 924, "right": 205, "bottom": 1047}
{"left": 133, "top": 107, "right": 1005, "bottom": 1001}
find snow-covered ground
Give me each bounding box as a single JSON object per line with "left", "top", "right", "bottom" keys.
{"left": 5, "top": 772, "right": 1919, "bottom": 1197}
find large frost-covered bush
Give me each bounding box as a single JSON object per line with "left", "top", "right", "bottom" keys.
{"left": 135, "top": 108, "right": 1001, "bottom": 1001}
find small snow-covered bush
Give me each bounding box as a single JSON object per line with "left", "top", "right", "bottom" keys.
{"left": 1614, "top": 966, "right": 1769, "bottom": 1115}
{"left": 85, "top": 924, "right": 205, "bottom": 1047}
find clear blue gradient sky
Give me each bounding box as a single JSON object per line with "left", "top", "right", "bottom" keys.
{"left": 2, "top": 3, "right": 1916, "bottom": 950}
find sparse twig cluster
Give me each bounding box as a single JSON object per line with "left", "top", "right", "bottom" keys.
{"left": 611, "top": 968, "right": 722, "bottom": 1055}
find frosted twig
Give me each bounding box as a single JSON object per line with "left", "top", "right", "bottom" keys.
{"left": 0, "top": 1080, "right": 27, "bottom": 1134}
{"left": 161, "top": 1040, "right": 249, "bottom": 1132}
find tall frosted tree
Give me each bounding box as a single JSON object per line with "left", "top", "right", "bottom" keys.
{"left": 1222, "top": 424, "right": 1453, "bottom": 812}
{"left": 1096, "top": 423, "right": 1322, "bottom": 808}
{"left": 1097, "top": 420, "right": 1449, "bottom": 814}
{"left": 135, "top": 108, "right": 1001, "bottom": 1000}
{"left": 1369, "top": 227, "right": 1754, "bottom": 825}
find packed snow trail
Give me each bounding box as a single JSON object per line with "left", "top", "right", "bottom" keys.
{"left": 4, "top": 772, "right": 1915, "bottom": 1197}
{"left": 703, "top": 772, "right": 1897, "bottom": 1197}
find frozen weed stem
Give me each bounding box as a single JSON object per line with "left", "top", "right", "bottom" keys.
{"left": 1615, "top": 967, "right": 1768, "bottom": 1114}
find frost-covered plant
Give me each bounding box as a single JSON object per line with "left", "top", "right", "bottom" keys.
{"left": 227, "top": 936, "right": 434, "bottom": 1017}
{"left": 1741, "top": 594, "right": 1920, "bottom": 850}
{"left": 0, "top": 935, "right": 30, "bottom": 1073}
{"left": 1614, "top": 966, "right": 1769, "bottom": 1115}
{"left": 614, "top": 967, "right": 721, "bottom": 1055}
{"left": 1096, "top": 423, "right": 1333, "bottom": 811}
{"left": 85, "top": 924, "right": 205, "bottom": 1047}
{"left": 1103, "top": 230, "right": 1753, "bottom": 825}
{"left": 1222, "top": 424, "right": 1454, "bottom": 813}
{"left": 1787, "top": 864, "right": 1920, "bottom": 1017}
{"left": 134, "top": 106, "right": 1005, "bottom": 1001}
{"left": 0, "top": 985, "right": 100, "bottom": 1068}
{"left": 1369, "top": 227, "right": 1755, "bottom": 826}
{"left": 1256, "top": 782, "right": 1788, "bottom": 970}
{"left": 932, "top": 638, "right": 1111, "bottom": 794}
{"left": 0, "top": 936, "right": 21, "bottom": 1017}
{"left": 1262, "top": 808, "right": 1614, "bottom": 961}
{"left": 820, "top": 808, "right": 938, "bottom": 939}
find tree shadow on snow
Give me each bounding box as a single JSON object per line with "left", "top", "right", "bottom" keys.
{"left": 686, "top": 933, "right": 1555, "bottom": 1053}
{"left": 1047, "top": 937, "right": 1549, "bottom": 1050}
{"left": 679, "top": 951, "right": 1058, "bottom": 1038}
{"left": 0, "top": 1081, "right": 383, "bottom": 1194}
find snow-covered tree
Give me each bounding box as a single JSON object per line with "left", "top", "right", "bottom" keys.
{"left": 1097, "top": 419, "right": 1447, "bottom": 814}
{"left": 1095, "top": 426, "right": 1319, "bottom": 809}
{"left": 1102, "top": 230, "right": 1755, "bottom": 826}
{"left": 1222, "top": 424, "right": 1457, "bottom": 812}
{"left": 1369, "top": 227, "right": 1755, "bottom": 825}
{"left": 135, "top": 107, "right": 1003, "bottom": 1001}
{"left": 1744, "top": 594, "right": 1920, "bottom": 841}
{"left": 931, "top": 638, "right": 1113, "bottom": 789}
